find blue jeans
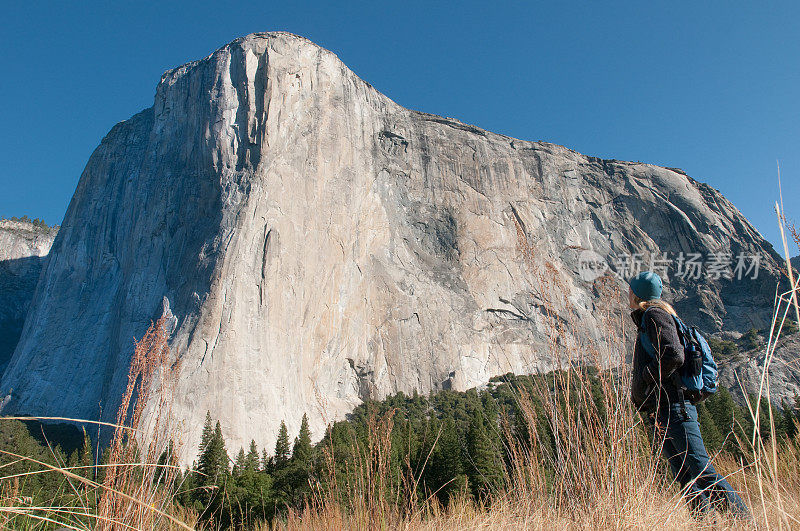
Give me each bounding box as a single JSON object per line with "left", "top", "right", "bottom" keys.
{"left": 652, "top": 401, "right": 752, "bottom": 519}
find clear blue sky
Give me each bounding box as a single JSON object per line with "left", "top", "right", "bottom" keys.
{"left": 1, "top": 1, "right": 797, "bottom": 253}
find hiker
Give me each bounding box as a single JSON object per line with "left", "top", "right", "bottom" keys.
{"left": 628, "top": 271, "right": 752, "bottom": 520}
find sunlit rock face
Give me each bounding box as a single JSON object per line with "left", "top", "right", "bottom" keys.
{"left": 1, "top": 32, "right": 790, "bottom": 461}
{"left": 0, "top": 220, "right": 57, "bottom": 376}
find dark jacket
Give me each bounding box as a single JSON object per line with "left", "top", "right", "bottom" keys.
{"left": 630, "top": 306, "right": 685, "bottom": 412}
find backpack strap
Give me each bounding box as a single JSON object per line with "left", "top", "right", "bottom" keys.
{"left": 638, "top": 307, "right": 659, "bottom": 355}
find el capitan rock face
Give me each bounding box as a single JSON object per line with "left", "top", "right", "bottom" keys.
{"left": 1, "top": 32, "right": 793, "bottom": 460}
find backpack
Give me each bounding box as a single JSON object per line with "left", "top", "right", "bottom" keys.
{"left": 639, "top": 307, "right": 718, "bottom": 404}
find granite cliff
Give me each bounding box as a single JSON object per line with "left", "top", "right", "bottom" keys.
{"left": 1, "top": 32, "right": 795, "bottom": 460}
{"left": 0, "top": 220, "right": 57, "bottom": 375}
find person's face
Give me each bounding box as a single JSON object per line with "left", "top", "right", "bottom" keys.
{"left": 627, "top": 288, "right": 638, "bottom": 310}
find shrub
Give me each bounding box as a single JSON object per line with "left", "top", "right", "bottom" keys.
{"left": 742, "top": 328, "right": 761, "bottom": 350}
{"left": 708, "top": 337, "right": 739, "bottom": 357}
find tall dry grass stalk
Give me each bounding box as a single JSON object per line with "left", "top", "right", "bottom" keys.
{"left": 95, "top": 314, "right": 188, "bottom": 530}
{"left": 302, "top": 406, "right": 407, "bottom": 530}
{"left": 0, "top": 316, "right": 192, "bottom": 530}
{"left": 738, "top": 210, "right": 800, "bottom": 530}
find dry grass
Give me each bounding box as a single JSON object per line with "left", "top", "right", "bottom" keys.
{"left": 95, "top": 314, "right": 186, "bottom": 530}
{"left": 0, "top": 316, "right": 191, "bottom": 530}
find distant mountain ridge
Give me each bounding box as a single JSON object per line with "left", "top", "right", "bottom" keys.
{"left": 0, "top": 219, "right": 57, "bottom": 374}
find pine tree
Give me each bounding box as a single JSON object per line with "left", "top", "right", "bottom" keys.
{"left": 261, "top": 448, "right": 270, "bottom": 472}
{"left": 155, "top": 440, "right": 175, "bottom": 485}
{"left": 781, "top": 399, "right": 798, "bottom": 440}
{"left": 275, "top": 414, "right": 313, "bottom": 507}
{"left": 794, "top": 394, "right": 800, "bottom": 437}
{"left": 198, "top": 411, "right": 214, "bottom": 462}
{"left": 274, "top": 421, "right": 291, "bottom": 470}
{"left": 696, "top": 402, "right": 723, "bottom": 453}
{"left": 233, "top": 448, "right": 246, "bottom": 477}
{"left": 786, "top": 394, "right": 800, "bottom": 440}
{"left": 198, "top": 419, "right": 229, "bottom": 485}
{"left": 481, "top": 391, "right": 499, "bottom": 429}
{"left": 428, "top": 417, "right": 466, "bottom": 505}
{"left": 191, "top": 420, "right": 229, "bottom": 521}
{"left": 77, "top": 427, "right": 94, "bottom": 479}
{"left": 746, "top": 393, "right": 775, "bottom": 441}
{"left": 706, "top": 387, "right": 743, "bottom": 455}
{"left": 213, "top": 421, "right": 229, "bottom": 477}
{"left": 292, "top": 414, "right": 312, "bottom": 468}
{"left": 466, "top": 409, "right": 504, "bottom": 501}
{"left": 97, "top": 446, "right": 111, "bottom": 484}
{"left": 245, "top": 440, "right": 260, "bottom": 472}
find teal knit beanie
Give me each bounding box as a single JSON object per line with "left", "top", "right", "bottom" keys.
{"left": 629, "top": 271, "right": 663, "bottom": 300}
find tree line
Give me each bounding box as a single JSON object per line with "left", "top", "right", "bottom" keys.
{"left": 169, "top": 370, "right": 800, "bottom": 527}
{"left": 2, "top": 215, "right": 57, "bottom": 230}
{"left": 2, "top": 369, "right": 799, "bottom": 529}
